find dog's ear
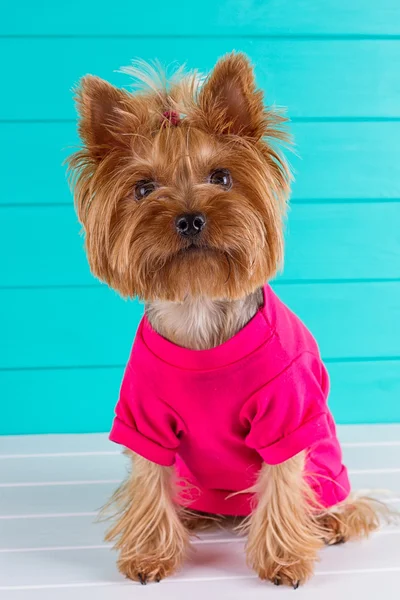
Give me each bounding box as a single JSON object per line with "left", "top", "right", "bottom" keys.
{"left": 74, "top": 76, "right": 138, "bottom": 161}
{"left": 195, "top": 53, "right": 266, "bottom": 139}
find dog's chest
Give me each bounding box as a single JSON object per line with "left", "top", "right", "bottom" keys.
{"left": 146, "top": 290, "right": 263, "bottom": 351}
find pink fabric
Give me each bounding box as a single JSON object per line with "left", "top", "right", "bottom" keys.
{"left": 110, "top": 285, "right": 350, "bottom": 516}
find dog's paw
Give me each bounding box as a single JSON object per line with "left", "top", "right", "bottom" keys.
{"left": 318, "top": 498, "right": 382, "bottom": 546}
{"left": 252, "top": 556, "right": 315, "bottom": 588}
{"left": 118, "top": 553, "right": 182, "bottom": 584}
{"left": 319, "top": 513, "right": 348, "bottom": 546}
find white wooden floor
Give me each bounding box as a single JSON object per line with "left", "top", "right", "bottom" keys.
{"left": 0, "top": 425, "right": 399, "bottom": 600}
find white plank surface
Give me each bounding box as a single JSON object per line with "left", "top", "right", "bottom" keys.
{"left": 1, "top": 425, "right": 399, "bottom": 454}
{"left": 1, "top": 446, "right": 400, "bottom": 484}
{"left": 5, "top": 573, "right": 400, "bottom": 600}
{"left": 0, "top": 426, "right": 399, "bottom": 599}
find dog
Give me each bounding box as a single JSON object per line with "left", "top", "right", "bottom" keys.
{"left": 68, "top": 52, "right": 385, "bottom": 587}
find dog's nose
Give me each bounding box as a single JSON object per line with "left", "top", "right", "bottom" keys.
{"left": 175, "top": 213, "right": 206, "bottom": 237}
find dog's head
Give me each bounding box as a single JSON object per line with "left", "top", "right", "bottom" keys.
{"left": 68, "top": 53, "right": 291, "bottom": 302}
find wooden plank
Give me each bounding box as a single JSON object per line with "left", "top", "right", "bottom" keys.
{"left": 0, "top": 516, "right": 239, "bottom": 551}
{"left": 0, "top": 433, "right": 111, "bottom": 455}
{"left": 0, "top": 443, "right": 399, "bottom": 485}
{"left": 2, "top": 1, "right": 400, "bottom": 35}
{"left": 1, "top": 425, "right": 400, "bottom": 455}
{"left": 338, "top": 424, "right": 400, "bottom": 443}
{"left": 0, "top": 206, "right": 86, "bottom": 287}
{"left": 327, "top": 361, "right": 400, "bottom": 425}
{"left": 0, "top": 473, "right": 398, "bottom": 519}
{"left": 0, "top": 483, "right": 115, "bottom": 517}
{"left": 2, "top": 202, "right": 400, "bottom": 287}
{"left": 5, "top": 571, "right": 400, "bottom": 600}
{"left": 277, "top": 282, "right": 400, "bottom": 359}
{"left": 2, "top": 121, "right": 400, "bottom": 206}
{"left": 0, "top": 547, "right": 122, "bottom": 588}
{"left": 0, "top": 287, "right": 140, "bottom": 369}
{"left": 284, "top": 202, "right": 400, "bottom": 280}
{"left": 291, "top": 121, "right": 400, "bottom": 200}
{"left": 1, "top": 505, "right": 398, "bottom": 551}
{"left": 0, "top": 367, "right": 124, "bottom": 436}
{"left": 0, "top": 514, "right": 107, "bottom": 550}
{"left": 1, "top": 450, "right": 397, "bottom": 600}
{"left": 1, "top": 283, "right": 400, "bottom": 369}
{"left": 0, "top": 533, "right": 399, "bottom": 588}
{"left": 0, "top": 453, "right": 126, "bottom": 485}
{"left": 1, "top": 39, "right": 400, "bottom": 120}
{"left": 1, "top": 362, "right": 400, "bottom": 436}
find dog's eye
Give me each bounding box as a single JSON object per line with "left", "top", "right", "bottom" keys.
{"left": 208, "top": 169, "right": 232, "bottom": 190}
{"left": 134, "top": 180, "right": 157, "bottom": 200}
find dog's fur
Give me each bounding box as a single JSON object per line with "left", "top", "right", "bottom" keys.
{"left": 69, "top": 53, "right": 386, "bottom": 587}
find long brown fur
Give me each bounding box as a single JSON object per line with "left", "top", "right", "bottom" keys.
{"left": 245, "top": 454, "right": 325, "bottom": 586}
{"left": 243, "top": 456, "right": 388, "bottom": 587}
{"left": 68, "top": 52, "right": 387, "bottom": 587}
{"left": 68, "top": 53, "right": 290, "bottom": 302}
{"left": 319, "top": 495, "right": 386, "bottom": 545}
{"left": 104, "top": 452, "right": 189, "bottom": 582}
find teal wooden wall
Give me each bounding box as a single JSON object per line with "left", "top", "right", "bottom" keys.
{"left": 2, "top": 1, "right": 400, "bottom": 435}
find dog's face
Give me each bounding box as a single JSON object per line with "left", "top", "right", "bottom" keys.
{"left": 69, "top": 53, "right": 290, "bottom": 302}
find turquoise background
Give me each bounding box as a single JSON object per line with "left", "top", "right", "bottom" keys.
{"left": 1, "top": 1, "right": 400, "bottom": 435}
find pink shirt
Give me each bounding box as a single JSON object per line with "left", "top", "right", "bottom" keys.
{"left": 110, "top": 285, "right": 350, "bottom": 516}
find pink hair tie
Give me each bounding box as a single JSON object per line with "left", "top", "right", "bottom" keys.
{"left": 161, "top": 110, "right": 180, "bottom": 126}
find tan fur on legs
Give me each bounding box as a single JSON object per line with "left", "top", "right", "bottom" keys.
{"left": 319, "top": 496, "right": 389, "bottom": 545}
{"left": 245, "top": 454, "right": 325, "bottom": 588}
{"left": 103, "top": 451, "right": 189, "bottom": 583}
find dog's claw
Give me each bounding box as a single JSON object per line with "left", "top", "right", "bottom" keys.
{"left": 155, "top": 574, "right": 161, "bottom": 583}
{"left": 274, "top": 578, "right": 281, "bottom": 586}
{"left": 293, "top": 581, "right": 300, "bottom": 590}
{"left": 334, "top": 536, "right": 345, "bottom": 545}
{"left": 138, "top": 573, "right": 147, "bottom": 585}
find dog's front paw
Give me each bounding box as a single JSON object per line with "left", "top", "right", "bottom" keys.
{"left": 118, "top": 551, "right": 183, "bottom": 584}
{"left": 250, "top": 555, "right": 316, "bottom": 588}
{"left": 116, "top": 517, "right": 189, "bottom": 584}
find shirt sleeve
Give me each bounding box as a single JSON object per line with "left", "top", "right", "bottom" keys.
{"left": 109, "top": 364, "right": 184, "bottom": 466}
{"left": 243, "top": 352, "right": 333, "bottom": 465}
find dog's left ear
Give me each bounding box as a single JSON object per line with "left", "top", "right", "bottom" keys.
{"left": 194, "top": 53, "right": 266, "bottom": 139}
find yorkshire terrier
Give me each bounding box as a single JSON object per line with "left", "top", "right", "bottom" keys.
{"left": 68, "top": 53, "right": 385, "bottom": 587}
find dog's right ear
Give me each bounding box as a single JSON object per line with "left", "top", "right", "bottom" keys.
{"left": 74, "top": 76, "right": 138, "bottom": 161}
{"left": 193, "top": 53, "right": 267, "bottom": 140}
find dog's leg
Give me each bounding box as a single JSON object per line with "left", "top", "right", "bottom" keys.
{"left": 104, "top": 451, "right": 189, "bottom": 584}
{"left": 319, "top": 496, "right": 383, "bottom": 545}
{"left": 246, "top": 453, "right": 324, "bottom": 588}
